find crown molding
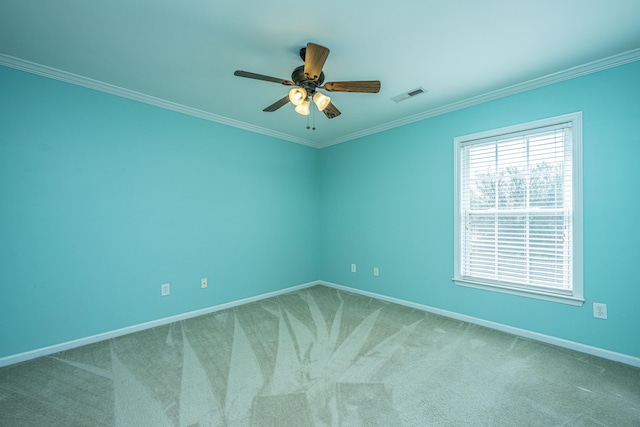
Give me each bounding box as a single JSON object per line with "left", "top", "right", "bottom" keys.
{"left": 318, "top": 48, "right": 640, "bottom": 148}
{"left": 2, "top": 48, "right": 639, "bottom": 150}
{"left": 0, "top": 54, "right": 320, "bottom": 149}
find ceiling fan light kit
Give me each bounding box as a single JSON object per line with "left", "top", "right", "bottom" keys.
{"left": 312, "top": 92, "right": 331, "bottom": 112}
{"left": 234, "top": 42, "right": 381, "bottom": 124}
{"left": 295, "top": 99, "right": 311, "bottom": 116}
{"left": 288, "top": 87, "right": 307, "bottom": 106}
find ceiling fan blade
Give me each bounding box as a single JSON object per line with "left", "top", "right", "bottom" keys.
{"left": 234, "top": 70, "right": 294, "bottom": 86}
{"left": 323, "top": 102, "right": 341, "bottom": 119}
{"left": 322, "top": 81, "right": 381, "bottom": 93}
{"left": 263, "top": 95, "right": 290, "bottom": 112}
{"left": 304, "top": 43, "right": 330, "bottom": 81}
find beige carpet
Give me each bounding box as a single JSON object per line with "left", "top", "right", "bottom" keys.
{"left": 1, "top": 285, "right": 639, "bottom": 426}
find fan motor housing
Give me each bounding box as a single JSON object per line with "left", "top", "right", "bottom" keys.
{"left": 291, "top": 65, "right": 324, "bottom": 93}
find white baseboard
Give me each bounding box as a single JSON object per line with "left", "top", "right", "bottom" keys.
{"left": 321, "top": 281, "right": 640, "bottom": 368}
{"left": 3, "top": 280, "right": 638, "bottom": 369}
{"left": 0, "top": 280, "right": 320, "bottom": 368}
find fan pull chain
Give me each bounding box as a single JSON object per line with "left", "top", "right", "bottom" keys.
{"left": 305, "top": 101, "right": 316, "bottom": 130}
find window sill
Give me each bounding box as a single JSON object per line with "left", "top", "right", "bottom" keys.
{"left": 453, "top": 278, "right": 585, "bottom": 306}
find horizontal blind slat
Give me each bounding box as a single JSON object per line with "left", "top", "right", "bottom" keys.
{"left": 460, "top": 124, "right": 573, "bottom": 291}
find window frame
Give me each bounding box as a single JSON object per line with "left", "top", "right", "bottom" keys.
{"left": 453, "top": 113, "right": 583, "bottom": 306}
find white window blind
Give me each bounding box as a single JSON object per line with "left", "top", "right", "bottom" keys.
{"left": 454, "top": 113, "right": 583, "bottom": 304}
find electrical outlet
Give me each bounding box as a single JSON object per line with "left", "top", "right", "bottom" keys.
{"left": 593, "top": 303, "right": 607, "bottom": 319}
{"left": 373, "top": 267, "right": 379, "bottom": 277}
{"left": 351, "top": 264, "right": 356, "bottom": 273}
{"left": 161, "top": 283, "right": 170, "bottom": 296}
{"left": 201, "top": 277, "right": 208, "bottom": 289}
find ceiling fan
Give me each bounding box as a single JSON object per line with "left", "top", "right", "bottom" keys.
{"left": 234, "top": 42, "right": 381, "bottom": 120}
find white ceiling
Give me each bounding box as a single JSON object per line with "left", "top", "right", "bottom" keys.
{"left": 1, "top": 0, "right": 640, "bottom": 148}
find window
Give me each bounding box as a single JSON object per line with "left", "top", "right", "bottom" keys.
{"left": 453, "top": 113, "right": 583, "bottom": 305}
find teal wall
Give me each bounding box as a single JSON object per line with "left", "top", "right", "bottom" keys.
{"left": 2, "top": 60, "right": 639, "bottom": 361}
{"left": 320, "top": 61, "right": 640, "bottom": 359}
{"left": 0, "top": 66, "right": 320, "bottom": 358}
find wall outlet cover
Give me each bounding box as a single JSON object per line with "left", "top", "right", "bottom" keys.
{"left": 161, "top": 283, "right": 170, "bottom": 296}
{"left": 593, "top": 302, "right": 607, "bottom": 319}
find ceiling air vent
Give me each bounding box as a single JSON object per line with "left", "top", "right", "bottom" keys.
{"left": 391, "top": 87, "right": 427, "bottom": 103}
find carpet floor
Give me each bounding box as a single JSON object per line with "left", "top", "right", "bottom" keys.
{"left": 0, "top": 285, "right": 639, "bottom": 426}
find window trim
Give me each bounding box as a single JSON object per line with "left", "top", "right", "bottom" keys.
{"left": 453, "top": 113, "right": 583, "bottom": 306}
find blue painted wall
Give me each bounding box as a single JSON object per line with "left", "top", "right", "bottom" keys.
{"left": 2, "top": 60, "right": 639, "bottom": 361}
{"left": 320, "top": 61, "right": 640, "bottom": 358}
{"left": 0, "top": 66, "right": 320, "bottom": 358}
